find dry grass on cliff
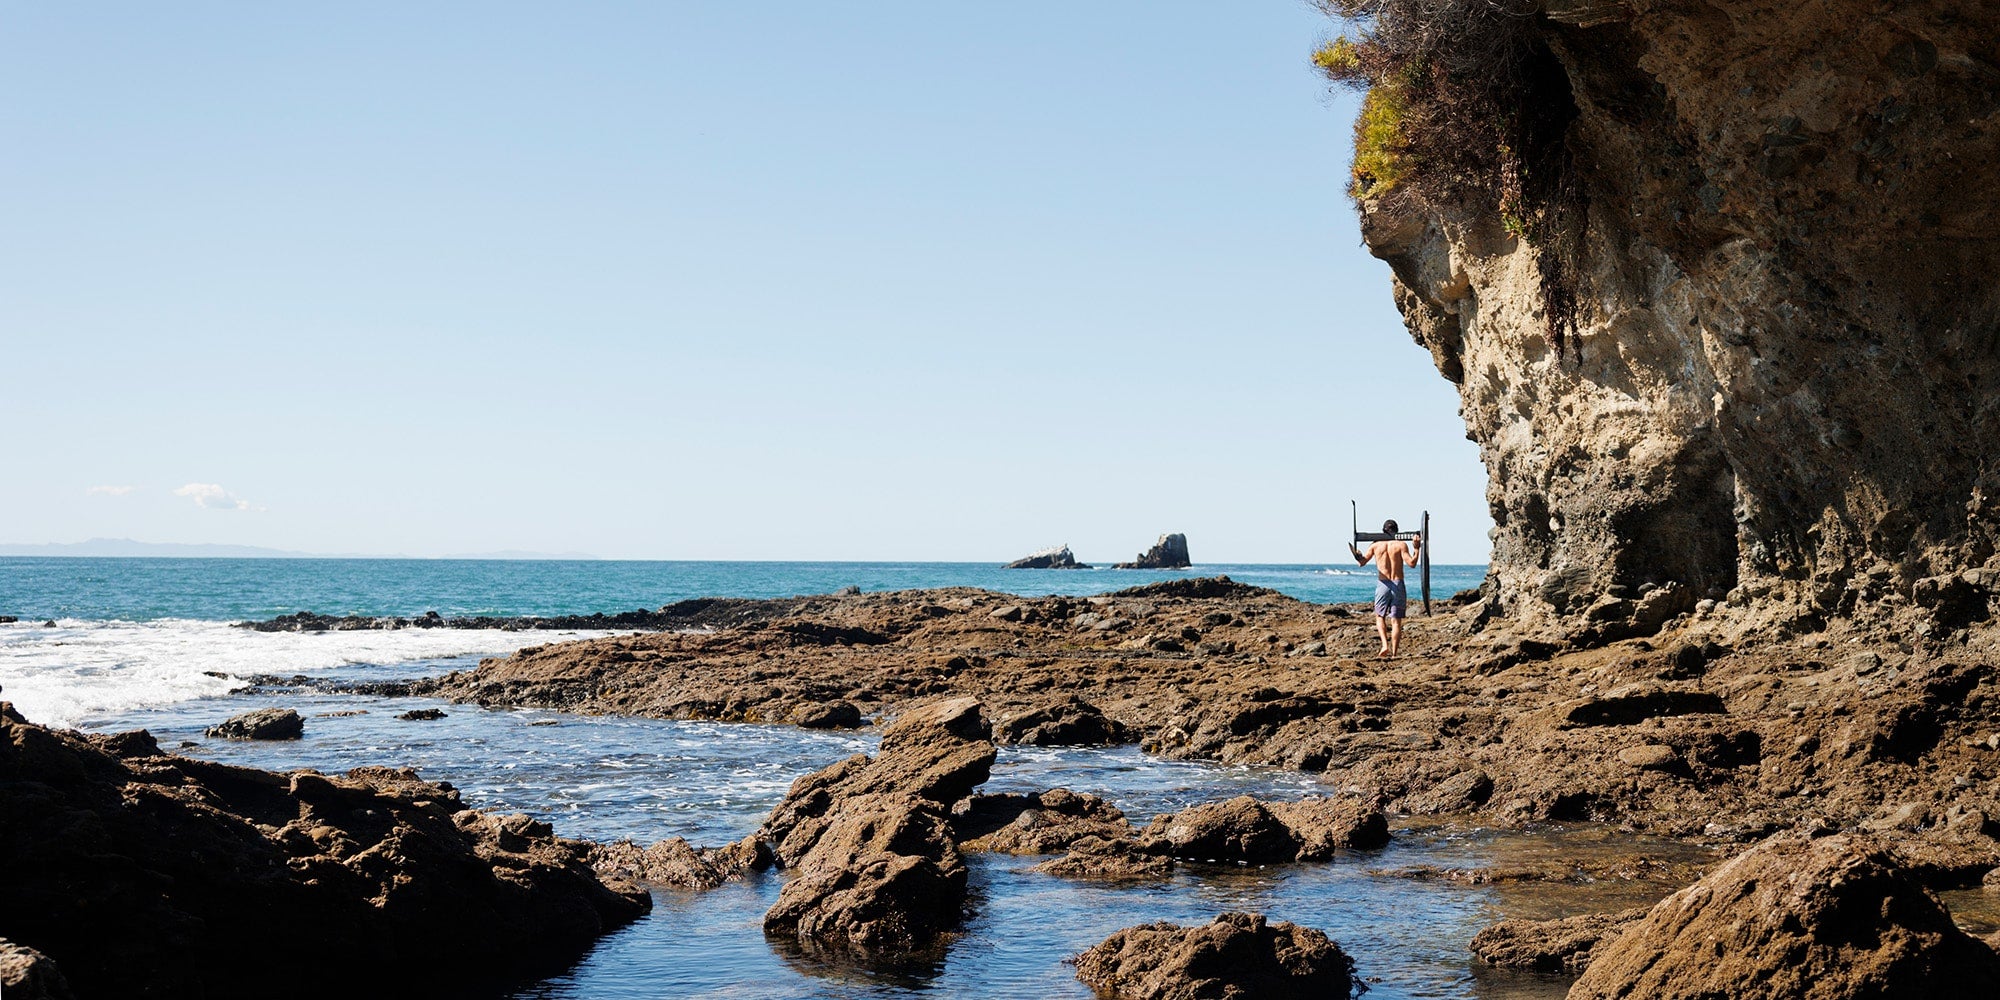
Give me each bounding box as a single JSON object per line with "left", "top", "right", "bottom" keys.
{"left": 1314, "top": 0, "right": 1586, "bottom": 352}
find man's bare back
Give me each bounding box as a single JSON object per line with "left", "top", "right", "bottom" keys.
{"left": 1358, "top": 539, "right": 1417, "bottom": 582}
{"left": 1348, "top": 522, "right": 1421, "bottom": 658}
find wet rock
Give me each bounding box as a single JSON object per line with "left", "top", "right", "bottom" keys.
{"left": 0, "top": 939, "right": 74, "bottom": 1000}
{"left": 764, "top": 696, "right": 996, "bottom": 865}
{"left": 1034, "top": 835, "right": 1176, "bottom": 881}
{"left": 591, "top": 834, "right": 771, "bottom": 890}
{"left": 994, "top": 697, "right": 1130, "bottom": 746}
{"left": 1267, "top": 798, "right": 1391, "bottom": 857}
{"left": 0, "top": 708, "right": 647, "bottom": 998}
{"left": 761, "top": 793, "right": 967, "bottom": 956}
{"left": 204, "top": 707, "right": 304, "bottom": 740}
{"left": 1402, "top": 770, "right": 1494, "bottom": 814}
{"left": 1571, "top": 834, "right": 2000, "bottom": 999}
{"left": 1114, "top": 533, "right": 1192, "bottom": 570}
{"left": 396, "top": 708, "right": 447, "bottom": 721}
{"left": 788, "top": 700, "right": 863, "bottom": 729}
{"left": 760, "top": 698, "right": 995, "bottom": 956}
{"left": 0, "top": 616, "right": 17, "bottom": 624}
{"left": 952, "top": 788, "right": 1133, "bottom": 854}
{"left": 1144, "top": 795, "right": 1387, "bottom": 862}
{"left": 1004, "top": 544, "right": 1090, "bottom": 569}
{"left": 1074, "top": 912, "right": 1358, "bottom": 1000}
{"left": 1470, "top": 907, "right": 1646, "bottom": 974}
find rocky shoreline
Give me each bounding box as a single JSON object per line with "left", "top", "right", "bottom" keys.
{"left": 17, "top": 575, "right": 2000, "bottom": 996}
{"left": 393, "top": 578, "right": 2000, "bottom": 861}
{"left": 0, "top": 702, "right": 648, "bottom": 998}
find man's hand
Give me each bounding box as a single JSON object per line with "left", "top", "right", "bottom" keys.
{"left": 1348, "top": 541, "right": 1367, "bottom": 566}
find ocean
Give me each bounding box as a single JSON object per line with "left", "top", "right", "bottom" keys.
{"left": 0, "top": 557, "right": 1485, "bottom": 728}
{"left": 1, "top": 556, "right": 1657, "bottom": 1000}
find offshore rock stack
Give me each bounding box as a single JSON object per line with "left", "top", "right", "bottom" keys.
{"left": 1114, "top": 533, "right": 1191, "bottom": 569}
{"left": 1002, "top": 544, "right": 1090, "bottom": 569}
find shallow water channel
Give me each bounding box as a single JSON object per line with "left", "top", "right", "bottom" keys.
{"left": 94, "top": 662, "right": 1712, "bottom": 1000}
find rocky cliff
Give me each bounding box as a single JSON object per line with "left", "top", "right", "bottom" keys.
{"left": 1348, "top": 0, "right": 2000, "bottom": 638}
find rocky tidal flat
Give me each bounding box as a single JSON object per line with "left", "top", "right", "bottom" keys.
{"left": 21, "top": 572, "right": 1979, "bottom": 997}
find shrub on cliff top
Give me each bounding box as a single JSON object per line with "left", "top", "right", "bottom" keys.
{"left": 1314, "top": 0, "right": 1587, "bottom": 355}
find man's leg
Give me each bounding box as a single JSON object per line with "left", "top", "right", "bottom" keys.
{"left": 1375, "top": 614, "right": 1390, "bottom": 657}
{"left": 1389, "top": 617, "right": 1404, "bottom": 657}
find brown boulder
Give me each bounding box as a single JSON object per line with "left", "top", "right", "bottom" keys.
{"left": 0, "top": 707, "right": 647, "bottom": 999}
{"left": 761, "top": 793, "right": 967, "bottom": 955}
{"left": 1034, "top": 835, "right": 1175, "bottom": 881}
{"left": 1571, "top": 834, "right": 2000, "bottom": 999}
{"left": 203, "top": 706, "right": 304, "bottom": 740}
{"left": 1266, "top": 798, "right": 1391, "bottom": 857}
{"left": 1074, "top": 912, "right": 1358, "bottom": 1000}
{"left": 759, "top": 698, "right": 996, "bottom": 957}
{"left": 1144, "top": 795, "right": 1387, "bottom": 862}
{"left": 994, "top": 697, "right": 1130, "bottom": 746}
{"left": 762, "top": 696, "right": 996, "bottom": 866}
{"left": 1468, "top": 907, "right": 1645, "bottom": 974}
{"left": 952, "top": 788, "right": 1133, "bottom": 854}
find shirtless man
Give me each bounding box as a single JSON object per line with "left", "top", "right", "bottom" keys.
{"left": 1349, "top": 520, "right": 1421, "bottom": 659}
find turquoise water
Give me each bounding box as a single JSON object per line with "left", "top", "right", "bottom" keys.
{"left": 0, "top": 557, "right": 1487, "bottom": 622}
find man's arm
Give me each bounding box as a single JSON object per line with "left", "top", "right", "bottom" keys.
{"left": 1348, "top": 540, "right": 1370, "bottom": 566}
{"left": 1403, "top": 536, "right": 1421, "bottom": 565}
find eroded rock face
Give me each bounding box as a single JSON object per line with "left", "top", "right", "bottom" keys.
{"left": 1144, "top": 795, "right": 1389, "bottom": 862}
{"left": 0, "top": 703, "right": 648, "bottom": 998}
{"left": 760, "top": 697, "right": 995, "bottom": 957}
{"left": 1569, "top": 833, "right": 2000, "bottom": 998}
{"left": 1074, "top": 912, "right": 1358, "bottom": 1000}
{"left": 1358, "top": 0, "right": 2000, "bottom": 636}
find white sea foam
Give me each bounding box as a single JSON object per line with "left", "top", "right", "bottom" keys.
{"left": 0, "top": 619, "right": 611, "bottom": 729}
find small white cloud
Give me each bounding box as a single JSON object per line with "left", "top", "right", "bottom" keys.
{"left": 86, "top": 485, "right": 136, "bottom": 496}
{"left": 174, "top": 483, "right": 257, "bottom": 511}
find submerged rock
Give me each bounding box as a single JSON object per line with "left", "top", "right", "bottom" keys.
{"left": 1470, "top": 907, "right": 1646, "bottom": 974}
{"left": 1074, "top": 912, "right": 1358, "bottom": 1000}
{"left": 1144, "top": 795, "right": 1388, "bottom": 862}
{"left": 1034, "top": 835, "right": 1175, "bottom": 881}
{"left": 951, "top": 788, "right": 1133, "bottom": 855}
{"left": 0, "top": 703, "right": 648, "bottom": 998}
{"left": 204, "top": 706, "right": 304, "bottom": 740}
{"left": 1570, "top": 834, "right": 2000, "bottom": 998}
{"left": 1003, "top": 544, "right": 1090, "bottom": 569}
{"left": 1114, "top": 533, "right": 1192, "bottom": 570}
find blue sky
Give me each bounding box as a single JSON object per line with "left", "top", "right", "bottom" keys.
{"left": 1, "top": 2, "right": 1494, "bottom": 563}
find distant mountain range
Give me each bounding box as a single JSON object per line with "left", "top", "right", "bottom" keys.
{"left": 0, "top": 538, "right": 599, "bottom": 560}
